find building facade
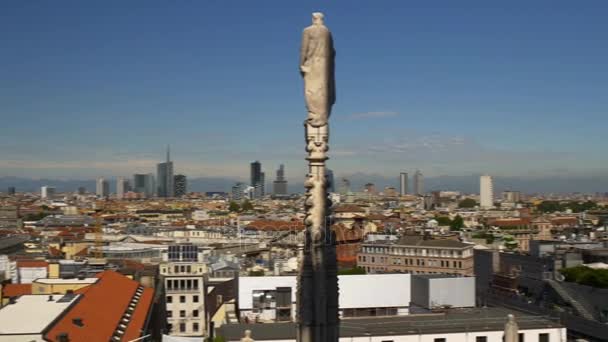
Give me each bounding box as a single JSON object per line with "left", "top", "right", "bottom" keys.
{"left": 116, "top": 176, "right": 129, "bottom": 199}
{"left": 357, "top": 236, "right": 475, "bottom": 276}
{"left": 272, "top": 164, "right": 288, "bottom": 196}
{"left": 96, "top": 177, "right": 109, "bottom": 198}
{"left": 133, "top": 173, "right": 155, "bottom": 198}
{"left": 413, "top": 170, "right": 423, "bottom": 195}
{"left": 250, "top": 161, "right": 264, "bottom": 199}
{"left": 174, "top": 174, "right": 187, "bottom": 197}
{"left": 400, "top": 172, "right": 408, "bottom": 196}
{"left": 159, "top": 244, "right": 208, "bottom": 337}
{"left": 41, "top": 186, "right": 56, "bottom": 199}
{"left": 480, "top": 175, "right": 494, "bottom": 209}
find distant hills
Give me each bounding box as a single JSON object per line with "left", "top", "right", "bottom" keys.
{"left": 1, "top": 174, "right": 606, "bottom": 195}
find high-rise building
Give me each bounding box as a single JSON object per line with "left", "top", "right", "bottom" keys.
{"left": 413, "top": 170, "right": 424, "bottom": 195}
{"left": 503, "top": 191, "right": 522, "bottom": 203}
{"left": 339, "top": 178, "right": 351, "bottom": 194}
{"left": 133, "top": 173, "right": 155, "bottom": 198}
{"left": 116, "top": 177, "right": 128, "bottom": 199}
{"left": 273, "top": 164, "right": 288, "bottom": 196}
{"left": 364, "top": 183, "right": 376, "bottom": 194}
{"left": 157, "top": 145, "right": 174, "bottom": 198}
{"left": 174, "top": 174, "right": 187, "bottom": 197}
{"left": 399, "top": 172, "right": 408, "bottom": 196}
{"left": 96, "top": 177, "right": 109, "bottom": 198}
{"left": 480, "top": 175, "right": 494, "bottom": 209}
{"left": 77, "top": 187, "right": 86, "bottom": 195}
{"left": 41, "top": 186, "right": 56, "bottom": 199}
{"left": 231, "top": 182, "right": 247, "bottom": 201}
{"left": 7, "top": 187, "right": 16, "bottom": 196}
{"left": 250, "top": 161, "right": 264, "bottom": 199}
{"left": 326, "top": 169, "right": 335, "bottom": 193}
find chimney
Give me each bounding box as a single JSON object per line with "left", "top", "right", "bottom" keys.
{"left": 72, "top": 317, "right": 84, "bottom": 327}
{"left": 56, "top": 333, "right": 69, "bottom": 342}
{"left": 48, "top": 295, "right": 54, "bottom": 301}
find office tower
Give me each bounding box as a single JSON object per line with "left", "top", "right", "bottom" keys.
{"left": 116, "top": 177, "right": 128, "bottom": 199}
{"left": 326, "top": 169, "right": 335, "bottom": 193}
{"left": 503, "top": 190, "right": 522, "bottom": 203}
{"left": 231, "top": 182, "right": 247, "bottom": 201}
{"left": 399, "top": 172, "right": 408, "bottom": 196}
{"left": 413, "top": 170, "right": 424, "bottom": 195}
{"left": 133, "top": 173, "right": 155, "bottom": 197}
{"left": 77, "top": 187, "right": 86, "bottom": 195}
{"left": 250, "top": 161, "right": 264, "bottom": 199}
{"left": 160, "top": 244, "right": 208, "bottom": 336}
{"left": 480, "top": 175, "right": 494, "bottom": 209}
{"left": 7, "top": 187, "right": 16, "bottom": 196}
{"left": 273, "top": 164, "right": 288, "bottom": 196}
{"left": 96, "top": 177, "right": 109, "bottom": 198}
{"left": 174, "top": 174, "right": 187, "bottom": 197}
{"left": 157, "top": 145, "right": 174, "bottom": 198}
{"left": 41, "top": 186, "right": 56, "bottom": 199}
{"left": 339, "top": 178, "right": 351, "bottom": 194}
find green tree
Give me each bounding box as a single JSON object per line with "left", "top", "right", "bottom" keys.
{"left": 241, "top": 200, "right": 254, "bottom": 211}
{"left": 228, "top": 201, "right": 240, "bottom": 212}
{"left": 248, "top": 270, "right": 264, "bottom": 276}
{"left": 435, "top": 216, "right": 452, "bottom": 226}
{"left": 450, "top": 215, "right": 464, "bottom": 231}
{"left": 458, "top": 198, "right": 477, "bottom": 208}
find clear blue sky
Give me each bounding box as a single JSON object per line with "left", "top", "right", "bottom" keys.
{"left": 1, "top": 1, "right": 607, "bottom": 181}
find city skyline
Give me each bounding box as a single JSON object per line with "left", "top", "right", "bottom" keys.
{"left": 1, "top": 2, "right": 608, "bottom": 182}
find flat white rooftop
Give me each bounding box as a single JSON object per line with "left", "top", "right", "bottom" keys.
{"left": 34, "top": 277, "right": 98, "bottom": 284}
{"left": 0, "top": 294, "right": 79, "bottom": 334}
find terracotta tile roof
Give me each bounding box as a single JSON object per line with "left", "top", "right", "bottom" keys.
{"left": 246, "top": 220, "right": 304, "bottom": 231}
{"left": 44, "top": 270, "right": 154, "bottom": 342}
{"left": 334, "top": 204, "right": 365, "bottom": 213}
{"left": 16, "top": 260, "right": 49, "bottom": 268}
{"left": 2, "top": 283, "right": 32, "bottom": 297}
{"left": 48, "top": 246, "right": 63, "bottom": 257}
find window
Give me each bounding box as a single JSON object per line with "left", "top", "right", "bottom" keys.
{"left": 193, "top": 279, "right": 199, "bottom": 289}
{"left": 193, "top": 309, "right": 199, "bottom": 317}
{"left": 434, "top": 339, "right": 446, "bottom": 342}
{"left": 193, "top": 322, "right": 199, "bottom": 332}
{"left": 179, "top": 323, "right": 186, "bottom": 333}
{"left": 180, "top": 295, "right": 186, "bottom": 303}
{"left": 167, "top": 311, "right": 173, "bottom": 318}
{"left": 519, "top": 333, "right": 525, "bottom": 342}
{"left": 166, "top": 295, "right": 172, "bottom": 303}
{"left": 193, "top": 295, "right": 199, "bottom": 303}
{"left": 180, "top": 310, "right": 186, "bottom": 318}
{"left": 538, "top": 333, "right": 549, "bottom": 342}
{"left": 476, "top": 337, "right": 487, "bottom": 342}
{"left": 167, "top": 324, "right": 172, "bottom": 333}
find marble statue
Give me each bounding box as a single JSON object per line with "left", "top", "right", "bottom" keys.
{"left": 297, "top": 12, "right": 339, "bottom": 342}
{"left": 300, "top": 12, "right": 336, "bottom": 127}
{"left": 240, "top": 329, "right": 254, "bottom": 342}
{"left": 504, "top": 314, "right": 519, "bottom": 342}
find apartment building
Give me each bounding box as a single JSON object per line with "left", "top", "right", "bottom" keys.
{"left": 357, "top": 236, "right": 474, "bottom": 276}
{"left": 159, "top": 244, "right": 208, "bottom": 337}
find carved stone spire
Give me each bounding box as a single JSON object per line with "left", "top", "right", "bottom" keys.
{"left": 297, "top": 12, "right": 339, "bottom": 342}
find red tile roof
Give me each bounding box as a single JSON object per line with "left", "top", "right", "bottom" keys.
{"left": 2, "top": 284, "right": 32, "bottom": 297}
{"left": 16, "top": 260, "right": 49, "bottom": 268}
{"left": 44, "top": 270, "right": 154, "bottom": 342}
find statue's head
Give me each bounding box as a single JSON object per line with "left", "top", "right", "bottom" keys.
{"left": 312, "top": 12, "right": 325, "bottom": 25}
{"left": 244, "top": 330, "right": 252, "bottom": 337}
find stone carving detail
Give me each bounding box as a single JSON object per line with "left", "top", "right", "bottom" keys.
{"left": 300, "top": 12, "right": 336, "bottom": 127}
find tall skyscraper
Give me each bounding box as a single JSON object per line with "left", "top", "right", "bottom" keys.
{"left": 174, "top": 174, "right": 187, "bottom": 197}
{"left": 503, "top": 190, "right": 522, "bottom": 203}
{"left": 96, "top": 177, "right": 109, "bottom": 198}
{"left": 480, "top": 175, "right": 494, "bottom": 209}
{"left": 41, "top": 186, "right": 56, "bottom": 199}
{"left": 133, "top": 173, "right": 155, "bottom": 198}
{"left": 339, "top": 178, "right": 351, "bottom": 194}
{"left": 116, "top": 177, "right": 128, "bottom": 199}
{"left": 7, "top": 187, "right": 16, "bottom": 196}
{"left": 157, "top": 145, "right": 174, "bottom": 198}
{"left": 77, "top": 187, "right": 86, "bottom": 195}
{"left": 250, "top": 161, "right": 264, "bottom": 199}
{"left": 399, "top": 172, "right": 408, "bottom": 196}
{"left": 326, "top": 169, "right": 335, "bottom": 193}
{"left": 413, "top": 170, "right": 424, "bottom": 195}
{"left": 273, "top": 164, "right": 288, "bottom": 196}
